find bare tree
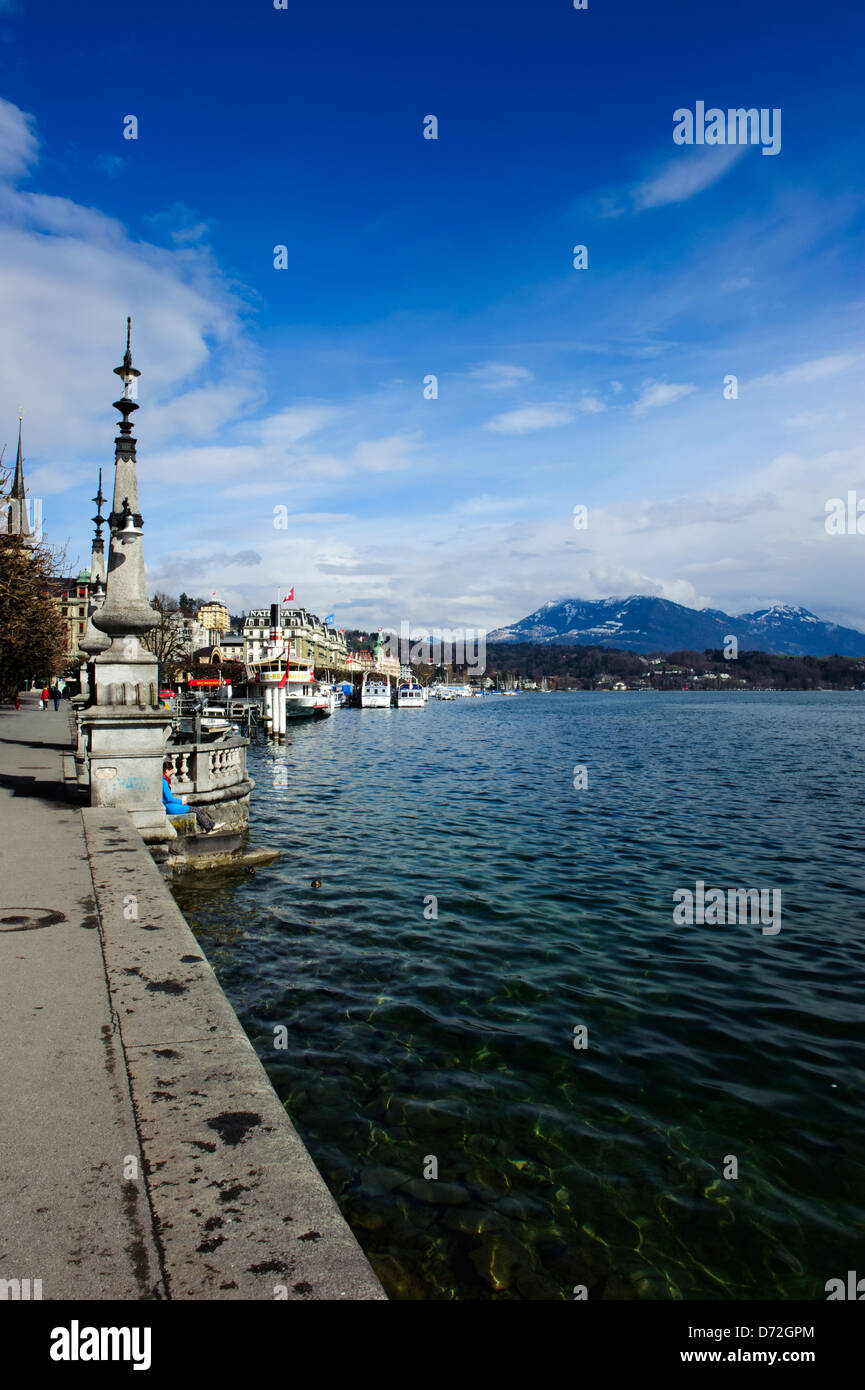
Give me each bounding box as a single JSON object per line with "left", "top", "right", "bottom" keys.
{"left": 142, "top": 592, "right": 187, "bottom": 683}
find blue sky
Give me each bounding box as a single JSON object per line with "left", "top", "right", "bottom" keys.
{"left": 1, "top": 0, "right": 863, "bottom": 632}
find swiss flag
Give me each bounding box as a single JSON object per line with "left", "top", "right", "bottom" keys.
{"left": 282, "top": 587, "right": 294, "bottom": 603}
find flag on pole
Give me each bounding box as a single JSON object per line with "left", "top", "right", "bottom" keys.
{"left": 324, "top": 613, "right": 334, "bottom": 626}
{"left": 283, "top": 587, "right": 294, "bottom": 603}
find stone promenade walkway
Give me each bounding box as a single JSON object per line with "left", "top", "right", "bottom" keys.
{"left": 0, "top": 692, "right": 384, "bottom": 1301}
{"left": 0, "top": 691, "right": 161, "bottom": 1297}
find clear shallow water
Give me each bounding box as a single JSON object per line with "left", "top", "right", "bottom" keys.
{"left": 173, "top": 693, "right": 865, "bottom": 1300}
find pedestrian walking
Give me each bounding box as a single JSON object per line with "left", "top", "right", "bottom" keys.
{"left": 51, "top": 686, "right": 61, "bottom": 711}
{"left": 40, "top": 685, "right": 49, "bottom": 710}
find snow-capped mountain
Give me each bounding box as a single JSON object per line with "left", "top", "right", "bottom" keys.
{"left": 488, "top": 597, "right": 865, "bottom": 657}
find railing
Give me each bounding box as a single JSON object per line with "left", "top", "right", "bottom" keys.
{"left": 164, "top": 735, "right": 249, "bottom": 798}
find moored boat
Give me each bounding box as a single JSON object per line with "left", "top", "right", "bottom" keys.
{"left": 361, "top": 672, "right": 391, "bottom": 708}
{"left": 395, "top": 676, "right": 424, "bottom": 708}
{"left": 331, "top": 681, "right": 353, "bottom": 708}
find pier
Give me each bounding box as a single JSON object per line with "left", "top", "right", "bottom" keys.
{"left": 0, "top": 696, "right": 385, "bottom": 1300}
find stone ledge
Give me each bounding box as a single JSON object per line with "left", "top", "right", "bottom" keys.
{"left": 81, "top": 808, "right": 385, "bottom": 1301}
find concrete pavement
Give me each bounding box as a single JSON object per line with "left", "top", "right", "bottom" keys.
{"left": 0, "top": 693, "right": 385, "bottom": 1300}
{"left": 0, "top": 692, "right": 161, "bottom": 1298}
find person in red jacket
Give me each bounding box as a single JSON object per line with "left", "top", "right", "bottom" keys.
{"left": 40, "top": 686, "right": 49, "bottom": 710}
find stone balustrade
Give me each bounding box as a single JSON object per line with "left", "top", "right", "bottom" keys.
{"left": 164, "top": 735, "right": 250, "bottom": 801}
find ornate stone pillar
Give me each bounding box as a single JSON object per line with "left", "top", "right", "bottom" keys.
{"left": 83, "top": 320, "right": 174, "bottom": 842}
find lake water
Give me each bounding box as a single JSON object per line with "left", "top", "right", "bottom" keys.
{"left": 173, "top": 692, "right": 865, "bottom": 1300}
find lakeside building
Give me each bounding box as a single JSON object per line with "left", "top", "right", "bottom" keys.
{"left": 54, "top": 570, "right": 93, "bottom": 660}
{"left": 208, "top": 632, "right": 244, "bottom": 662}
{"left": 197, "top": 599, "right": 230, "bottom": 643}
{"left": 244, "top": 606, "right": 350, "bottom": 679}
{"left": 348, "top": 635, "right": 401, "bottom": 680}
{"left": 177, "top": 614, "right": 207, "bottom": 653}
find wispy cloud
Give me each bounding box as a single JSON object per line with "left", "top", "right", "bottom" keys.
{"left": 352, "top": 432, "right": 419, "bottom": 471}
{"left": 0, "top": 95, "right": 37, "bottom": 179}
{"left": 575, "top": 395, "right": 606, "bottom": 415}
{"left": 751, "top": 354, "right": 858, "bottom": 389}
{"left": 630, "top": 145, "right": 747, "bottom": 212}
{"left": 96, "top": 153, "right": 127, "bottom": 178}
{"left": 151, "top": 549, "right": 262, "bottom": 578}
{"left": 468, "top": 362, "right": 534, "bottom": 391}
{"left": 633, "top": 380, "right": 697, "bottom": 412}
{"left": 485, "top": 403, "right": 574, "bottom": 434}
{"left": 485, "top": 396, "right": 605, "bottom": 434}
{"left": 255, "top": 407, "right": 341, "bottom": 448}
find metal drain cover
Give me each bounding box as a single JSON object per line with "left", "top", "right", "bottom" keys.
{"left": 0, "top": 908, "right": 67, "bottom": 932}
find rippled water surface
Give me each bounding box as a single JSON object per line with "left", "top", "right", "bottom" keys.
{"left": 173, "top": 693, "right": 865, "bottom": 1299}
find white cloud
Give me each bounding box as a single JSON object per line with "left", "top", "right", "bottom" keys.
{"left": 633, "top": 380, "right": 697, "bottom": 412}
{"left": 0, "top": 96, "right": 37, "bottom": 181}
{"left": 0, "top": 98, "right": 257, "bottom": 471}
{"left": 751, "top": 354, "right": 858, "bottom": 389}
{"left": 631, "top": 145, "right": 746, "bottom": 212}
{"left": 352, "top": 433, "right": 419, "bottom": 472}
{"left": 255, "top": 407, "right": 341, "bottom": 449}
{"left": 486, "top": 404, "right": 574, "bottom": 434}
{"left": 468, "top": 362, "right": 535, "bottom": 391}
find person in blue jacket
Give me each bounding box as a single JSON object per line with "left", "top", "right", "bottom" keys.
{"left": 162, "top": 759, "right": 222, "bottom": 833}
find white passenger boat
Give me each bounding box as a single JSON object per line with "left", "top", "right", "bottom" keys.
{"left": 395, "top": 676, "right": 424, "bottom": 708}
{"left": 284, "top": 671, "right": 334, "bottom": 718}
{"left": 253, "top": 651, "right": 333, "bottom": 720}
{"left": 361, "top": 672, "right": 391, "bottom": 708}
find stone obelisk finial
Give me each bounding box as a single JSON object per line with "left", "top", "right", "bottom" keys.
{"left": 78, "top": 469, "right": 110, "bottom": 658}
{"left": 92, "top": 318, "right": 158, "bottom": 639}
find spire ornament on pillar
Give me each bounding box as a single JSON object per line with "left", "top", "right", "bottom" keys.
{"left": 92, "top": 318, "right": 158, "bottom": 640}
{"left": 78, "top": 468, "right": 110, "bottom": 659}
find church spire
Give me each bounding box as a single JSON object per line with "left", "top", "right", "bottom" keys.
{"left": 12, "top": 415, "right": 26, "bottom": 500}
{"left": 4, "top": 411, "right": 31, "bottom": 539}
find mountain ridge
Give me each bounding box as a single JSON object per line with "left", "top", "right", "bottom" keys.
{"left": 487, "top": 596, "right": 865, "bottom": 657}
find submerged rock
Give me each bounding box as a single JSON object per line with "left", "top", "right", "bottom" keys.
{"left": 400, "top": 1178, "right": 470, "bottom": 1207}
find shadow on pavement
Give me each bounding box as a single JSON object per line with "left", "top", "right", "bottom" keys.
{"left": 0, "top": 773, "right": 80, "bottom": 804}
